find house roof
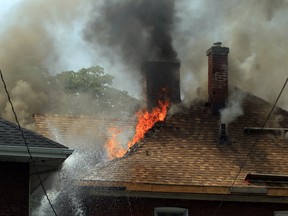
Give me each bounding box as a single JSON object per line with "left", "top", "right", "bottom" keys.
{"left": 0, "top": 117, "right": 73, "bottom": 175}
{"left": 33, "top": 113, "right": 135, "bottom": 150}
{"left": 76, "top": 93, "right": 288, "bottom": 198}
{"left": 33, "top": 92, "right": 288, "bottom": 200}
{"left": 0, "top": 117, "right": 69, "bottom": 149}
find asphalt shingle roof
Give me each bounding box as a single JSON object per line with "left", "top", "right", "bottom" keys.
{"left": 33, "top": 114, "right": 135, "bottom": 150}
{"left": 0, "top": 117, "right": 68, "bottom": 149}
{"left": 81, "top": 93, "right": 288, "bottom": 188}
{"left": 33, "top": 93, "right": 288, "bottom": 190}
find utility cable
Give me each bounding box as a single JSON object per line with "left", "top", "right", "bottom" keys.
{"left": 0, "top": 70, "right": 58, "bottom": 216}
{"left": 213, "top": 77, "right": 288, "bottom": 216}
{"left": 230, "top": 77, "right": 288, "bottom": 189}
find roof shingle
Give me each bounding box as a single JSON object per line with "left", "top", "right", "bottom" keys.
{"left": 0, "top": 117, "right": 68, "bottom": 149}
{"left": 81, "top": 93, "right": 288, "bottom": 188}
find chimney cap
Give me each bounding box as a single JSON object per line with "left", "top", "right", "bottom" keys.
{"left": 213, "top": 42, "right": 222, "bottom": 47}
{"left": 206, "top": 42, "right": 229, "bottom": 56}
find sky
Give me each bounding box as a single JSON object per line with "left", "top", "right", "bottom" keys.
{"left": 0, "top": 0, "right": 21, "bottom": 13}
{"left": 0, "top": 0, "right": 95, "bottom": 71}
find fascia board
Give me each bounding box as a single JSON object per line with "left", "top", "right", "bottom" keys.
{"left": 0, "top": 145, "right": 73, "bottom": 159}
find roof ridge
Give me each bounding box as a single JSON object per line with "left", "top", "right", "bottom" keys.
{"left": 33, "top": 113, "right": 136, "bottom": 122}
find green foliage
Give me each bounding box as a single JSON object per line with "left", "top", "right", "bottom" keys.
{"left": 53, "top": 66, "right": 140, "bottom": 116}
{"left": 55, "top": 66, "right": 113, "bottom": 96}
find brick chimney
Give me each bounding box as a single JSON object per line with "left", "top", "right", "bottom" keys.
{"left": 206, "top": 42, "right": 229, "bottom": 115}
{"left": 142, "top": 61, "right": 181, "bottom": 110}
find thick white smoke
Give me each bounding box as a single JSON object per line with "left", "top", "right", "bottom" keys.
{"left": 220, "top": 88, "right": 246, "bottom": 125}
{"left": 176, "top": 0, "right": 288, "bottom": 110}
{"left": 0, "top": 0, "right": 90, "bottom": 128}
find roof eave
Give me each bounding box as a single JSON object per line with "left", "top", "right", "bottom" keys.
{"left": 76, "top": 180, "right": 288, "bottom": 203}
{"left": 0, "top": 145, "right": 73, "bottom": 160}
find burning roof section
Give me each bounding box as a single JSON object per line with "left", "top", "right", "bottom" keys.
{"left": 33, "top": 114, "right": 136, "bottom": 159}
{"left": 81, "top": 93, "right": 288, "bottom": 192}
{"left": 77, "top": 42, "right": 288, "bottom": 192}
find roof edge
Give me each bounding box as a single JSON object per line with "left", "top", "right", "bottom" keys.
{"left": 85, "top": 189, "right": 288, "bottom": 204}
{"left": 76, "top": 180, "right": 288, "bottom": 199}
{"left": 0, "top": 145, "right": 73, "bottom": 159}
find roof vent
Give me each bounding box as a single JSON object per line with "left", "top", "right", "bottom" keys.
{"left": 245, "top": 173, "right": 288, "bottom": 185}
{"left": 220, "top": 123, "right": 228, "bottom": 144}
{"left": 244, "top": 127, "right": 288, "bottom": 139}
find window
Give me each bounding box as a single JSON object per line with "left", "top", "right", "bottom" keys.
{"left": 154, "top": 207, "right": 188, "bottom": 216}
{"left": 275, "top": 211, "right": 288, "bottom": 216}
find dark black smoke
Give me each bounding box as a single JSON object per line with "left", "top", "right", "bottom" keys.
{"left": 84, "top": 0, "right": 178, "bottom": 70}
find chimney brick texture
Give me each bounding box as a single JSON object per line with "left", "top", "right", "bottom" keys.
{"left": 206, "top": 43, "right": 229, "bottom": 115}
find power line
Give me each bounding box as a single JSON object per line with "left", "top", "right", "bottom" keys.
{"left": 0, "top": 70, "right": 58, "bottom": 216}
{"left": 213, "top": 77, "right": 288, "bottom": 216}
{"left": 231, "top": 77, "right": 288, "bottom": 188}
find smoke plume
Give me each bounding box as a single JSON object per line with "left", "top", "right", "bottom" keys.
{"left": 177, "top": 0, "right": 288, "bottom": 110}
{"left": 84, "top": 0, "right": 178, "bottom": 74}
{"left": 220, "top": 88, "right": 246, "bottom": 125}
{"left": 84, "top": 0, "right": 288, "bottom": 110}
{"left": 2, "top": 0, "right": 288, "bottom": 128}
{"left": 0, "top": 0, "right": 88, "bottom": 128}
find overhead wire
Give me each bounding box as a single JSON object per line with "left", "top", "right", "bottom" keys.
{"left": 213, "top": 76, "right": 288, "bottom": 216}
{"left": 0, "top": 70, "right": 58, "bottom": 216}
{"left": 230, "top": 77, "right": 288, "bottom": 189}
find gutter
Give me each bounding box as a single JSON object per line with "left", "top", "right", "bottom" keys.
{"left": 0, "top": 145, "right": 73, "bottom": 159}
{"left": 78, "top": 180, "right": 288, "bottom": 201}
{"left": 86, "top": 189, "right": 288, "bottom": 203}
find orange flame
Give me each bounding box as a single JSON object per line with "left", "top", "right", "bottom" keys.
{"left": 105, "top": 127, "right": 126, "bottom": 159}
{"left": 127, "top": 100, "right": 169, "bottom": 148}
{"left": 105, "top": 100, "right": 169, "bottom": 159}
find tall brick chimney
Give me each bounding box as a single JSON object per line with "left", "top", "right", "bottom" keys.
{"left": 206, "top": 42, "right": 229, "bottom": 115}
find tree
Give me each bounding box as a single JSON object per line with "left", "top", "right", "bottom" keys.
{"left": 52, "top": 66, "right": 140, "bottom": 116}
{"left": 54, "top": 66, "right": 113, "bottom": 96}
